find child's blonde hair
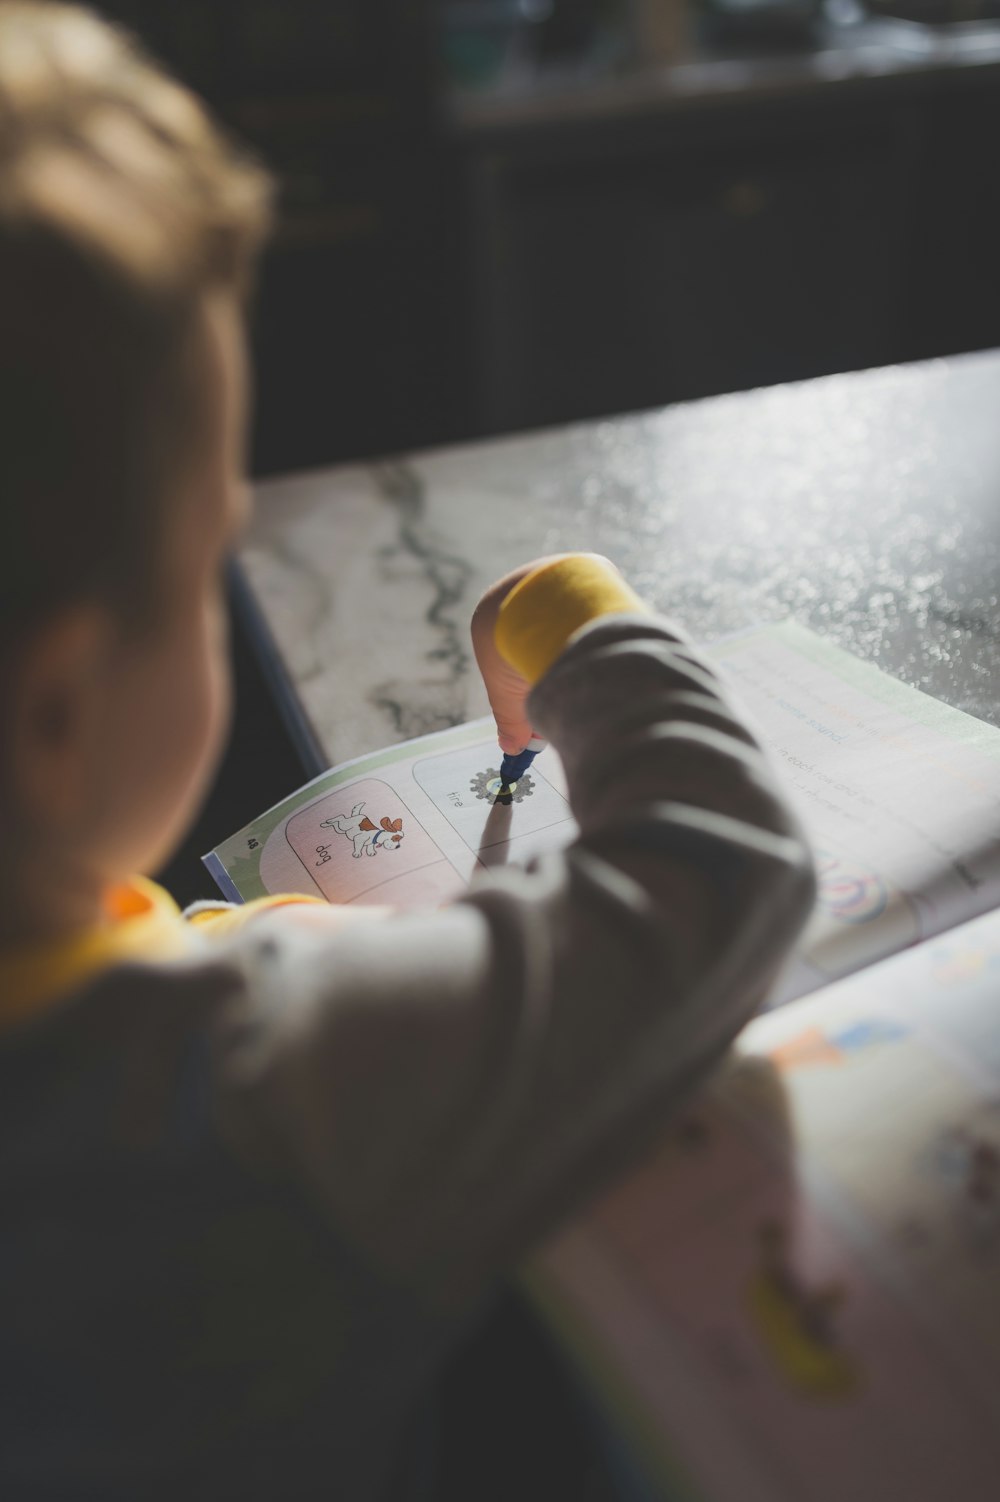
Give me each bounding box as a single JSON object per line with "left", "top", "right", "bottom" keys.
{"left": 0, "top": 1, "right": 272, "bottom": 645}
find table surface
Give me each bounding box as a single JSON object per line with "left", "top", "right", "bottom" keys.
{"left": 244, "top": 350, "right": 1000, "bottom": 772}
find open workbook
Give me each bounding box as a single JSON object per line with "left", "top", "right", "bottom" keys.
{"left": 206, "top": 619, "right": 1000, "bottom": 1008}
{"left": 207, "top": 621, "right": 1000, "bottom": 1498}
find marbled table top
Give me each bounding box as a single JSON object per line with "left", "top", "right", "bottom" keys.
{"left": 244, "top": 351, "right": 1000, "bottom": 770}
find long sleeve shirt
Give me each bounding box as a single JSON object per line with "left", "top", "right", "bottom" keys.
{"left": 0, "top": 606, "right": 815, "bottom": 1502}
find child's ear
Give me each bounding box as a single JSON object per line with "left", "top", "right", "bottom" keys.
{"left": 9, "top": 604, "right": 112, "bottom": 833}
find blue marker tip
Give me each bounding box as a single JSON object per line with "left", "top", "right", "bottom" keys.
{"left": 499, "top": 746, "right": 539, "bottom": 785}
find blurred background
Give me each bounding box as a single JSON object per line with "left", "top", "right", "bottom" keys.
{"left": 140, "top": 0, "right": 1000, "bottom": 905}
{"left": 94, "top": 0, "right": 1000, "bottom": 477}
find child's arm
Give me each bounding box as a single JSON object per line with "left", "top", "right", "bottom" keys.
{"left": 214, "top": 558, "right": 816, "bottom": 1309}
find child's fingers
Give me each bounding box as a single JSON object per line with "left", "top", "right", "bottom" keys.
{"left": 488, "top": 666, "right": 535, "bottom": 754}
{"left": 472, "top": 602, "right": 534, "bottom": 752}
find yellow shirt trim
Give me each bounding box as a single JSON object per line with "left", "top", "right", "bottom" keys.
{"left": 186, "top": 893, "right": 325, "bottom": 937}
{"left": 0, "top": 877, "right": 189, "bottom": 1029}
{"left": 494, "top": 555, "right": 649, "bottom": 685}
{"left": 0, "top": 881, "right": 323, "bottom": 1030}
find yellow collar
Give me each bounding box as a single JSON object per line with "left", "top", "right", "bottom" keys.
{"left": 0, "top": 877, "right": 192, "bottom": 1030}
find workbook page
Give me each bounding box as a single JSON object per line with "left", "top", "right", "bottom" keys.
{"left": 531, "top": 904, "right": 1000, "bottom": 1502}
{"left": 206, "top": 622, "right": 1000, "bottom": 1002}
{"left": 204, "top": 718, "right": 573, "bottom": 909}
{"left": 712, "top": 622, "right": 1000, "bottom": 1003}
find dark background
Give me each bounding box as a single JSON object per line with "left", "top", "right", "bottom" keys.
{"left": 97, "top": 0, "right": 1000, "bottom": 481}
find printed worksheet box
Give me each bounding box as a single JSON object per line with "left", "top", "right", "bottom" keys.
{"left": 413, "top": 744, "right": 571, "bottom": 857}
{"left": 285, "top": 778, "right": 447, "bottom": 904}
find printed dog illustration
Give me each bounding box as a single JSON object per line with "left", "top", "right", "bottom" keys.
{"left": 321, "top": 802, "right": 405, "bottom": 859}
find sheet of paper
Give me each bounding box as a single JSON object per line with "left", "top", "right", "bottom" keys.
{"left": 531, "top": 905, "right": 1000, "bottom": 1501}
{"left": 712, "top": 622, "right": 1000, "bottom": 1003}
{"left": 206, "top": 621, "right": 1000, "bottom": 1003}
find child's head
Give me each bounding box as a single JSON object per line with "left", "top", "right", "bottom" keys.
{"left": 0, "top": 3, "right": 272, "bottom": 927}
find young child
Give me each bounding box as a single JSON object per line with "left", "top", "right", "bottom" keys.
{"left": 0, "top": 5, "right": 815, "bottom": 1499}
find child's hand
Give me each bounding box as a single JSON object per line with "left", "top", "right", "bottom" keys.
{"left": 472, "top": 554, "right": 619, "bottom": 754}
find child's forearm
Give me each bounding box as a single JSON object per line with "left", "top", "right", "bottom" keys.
{"left": 216, "top": 612, "right": 816, "bottom": 1310}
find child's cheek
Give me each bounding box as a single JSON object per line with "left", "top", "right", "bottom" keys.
{"left": 172, "top": 587, "right": 231, "bottom": 800}
{"left": 200, "top": 591, "right": 232, "bottom": 770}
{"left": 118, "top": 592, "right": 232, "bottom": 873}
